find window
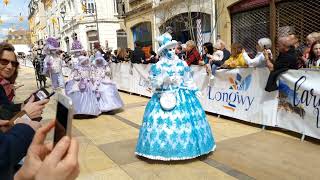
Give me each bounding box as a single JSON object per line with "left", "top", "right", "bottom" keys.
{"left": 86, "top": 0, "right": 95, "bottom": 14}
{"left": 117, "top": 29, "right": 127, "bottom": 48}
{"left": 72, "top": 33, "right": 78, "bottom": 40}
{"left": 131, "top": 22, "right": 152, "bottom": 47}
{"left": 114, "top": 0, "right": 117, "bottom": 14}
{"left": 116, "top": 0, "right": 125, "bottom": 16}
{"left": 87, "top": 30, "right": 98, "bottom": 41}
{"left": 64, "top": 37, "right": 70, "bottom": 52}
{"left": 87, "top": 30, "right": 98, "bottom": 51}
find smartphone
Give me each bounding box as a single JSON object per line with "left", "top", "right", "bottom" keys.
{"left": 53, "top": 92, "right": 73, "bottom": 147}
{"left": 24, "top": 88, "right": 55, "bottom": 104}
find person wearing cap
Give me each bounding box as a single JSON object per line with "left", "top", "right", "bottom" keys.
{"left": 65, "top": 56, "right": 101, "bottom": 118}
{"left": 42, "top": 37, "right": 64, "bottom": 91}
{"left": 92, "top": 54, "right": 124, "bottom": 112}
{"left": 135, "top": 33, "right": 216, "bottom": 161}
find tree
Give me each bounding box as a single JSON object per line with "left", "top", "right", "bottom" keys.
{"left": 154, "top": 0, "right": 213, "bottom": 43}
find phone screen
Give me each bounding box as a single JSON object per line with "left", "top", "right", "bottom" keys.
{"left": 36, "top": 90, "right": 47, "bottom": 100}
{"left": 53, "top": 102, "right": 69, "bottom": 146}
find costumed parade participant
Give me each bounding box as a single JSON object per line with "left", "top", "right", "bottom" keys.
{"left": 62, "top": 40, "right": 84, "bottom": 77}
{"left": 92, "top": 53, "right": 124, "bottom": 112}
{"left": 65, "top": 55, "right": 101, "bottom": 118}
{"left": 42, "top": 37, "right": 64, "bottom": 91}
{"left": 135, "top": 33, "right": 216, "bottom": 160}
{"left": 33, "top": 48, "right": 47, "bottom": 88}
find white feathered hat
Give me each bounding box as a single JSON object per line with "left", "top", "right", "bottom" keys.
{"left": 156, "top": 32, "right": 178, "bottom": 54}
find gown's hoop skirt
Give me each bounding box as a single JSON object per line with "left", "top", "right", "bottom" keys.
{"left": 135, "top": 88, "right": 216, "bottom": 161}
{"left": 96, "top": 82, "right": 124, "bottom": 112}
{"left": 66, "top": 80, "right": 101, "bottom": 116}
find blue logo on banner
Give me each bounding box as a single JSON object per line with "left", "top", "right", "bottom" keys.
{"left": 208, "top": 73, "right": 254, "bottom": 111}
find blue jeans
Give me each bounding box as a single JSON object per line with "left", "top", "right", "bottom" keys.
{"left": 211, "top": 64, "right": 218, "bottom": 76}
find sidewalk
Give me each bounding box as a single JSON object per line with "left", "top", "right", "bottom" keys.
{"left": 15, "top": 66, "right": 320, "bottom": 180}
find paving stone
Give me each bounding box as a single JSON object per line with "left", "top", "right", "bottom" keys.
{"left": 99, "top": 139, "right": 140, "bottom": 166}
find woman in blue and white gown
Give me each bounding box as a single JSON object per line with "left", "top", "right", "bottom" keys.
{"left": 65, "top": 56, "right": 101, "bottom": 117}
{"left": 92, "top": 54, "right": 124, "bottom": 112}
{"left": 135, "top": 33, "right": 216, "bottom": 161}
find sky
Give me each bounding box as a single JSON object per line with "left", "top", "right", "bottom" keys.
{"left": 0, "top": 0, "right": 29, "bottom": 41}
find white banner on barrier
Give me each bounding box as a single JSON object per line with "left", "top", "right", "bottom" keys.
{"left": 278, "top": 70, "right": 320, "bottom": 139}
{"left": 110, "top": 63, "right": 320, "bottom": 139}
{"left": 132, "top": 64, "right": 152, "bottom": 97}
{"left": 203, "top": 68, "right": 278, "bottom": 126}
{"left": 111, "top": 63, "right": 133, "bottom": 92}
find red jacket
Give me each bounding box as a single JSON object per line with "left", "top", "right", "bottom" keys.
{"left": 186, "top": 48, "right": 201, "bottom": 66}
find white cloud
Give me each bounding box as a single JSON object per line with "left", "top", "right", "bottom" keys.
{"left": 1, "top": 16, "right": 13, "bottom": 22}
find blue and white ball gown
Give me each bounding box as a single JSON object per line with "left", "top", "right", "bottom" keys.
{"left": 135, "top": 55, "right": 216, "bottom": 160}
{"left": 65, "top": 56, "right": 101, "bottom": 116}
{"left": 92, "top": 57, "right": 124, "bottom": 112}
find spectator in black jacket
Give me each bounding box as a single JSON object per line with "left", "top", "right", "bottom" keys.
{"left": 265, "top": 36, "right": 298, "bottom": 92}
{"left": 0, "top": 117, "right": 41, "bottom": 180}
{"left": 143, "top": 49, "right": 159, "bottom": 64}
{"left": 14, "top": 120, "right": 80, "bottom": 180}
{"left": 131, "top": 41, "right": 145, "bottom": 64}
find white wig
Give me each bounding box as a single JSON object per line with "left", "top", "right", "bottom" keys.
{"left": 257, "top": 38, "right": 272, "bottom": 49}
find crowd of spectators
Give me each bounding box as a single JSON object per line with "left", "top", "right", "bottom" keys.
{"left": 147, "top": 32, "right": 319, "bottom": 90}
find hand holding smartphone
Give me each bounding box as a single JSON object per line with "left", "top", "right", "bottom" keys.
{"left": 24, "top": 88, "right": 55, "bottom": 104}
{"left": 53, "top": 92, "right": 73, "bottom": 147}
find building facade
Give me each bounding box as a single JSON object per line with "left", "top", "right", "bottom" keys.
{"left": 118, "top": 0, "right": 215, "bottom": 51}
{"left": 28, "top": 0, "right": 122, "bottom": 52}
{"left": 58, "top": 0, "right": 121, "bottom": 52}
{"left": 216, "top": 0, "right": 320, "bottom": 53}
{"left": 28, "top": 0, "right": 47, "bottom": 47}
{"left": 6, "top": 30, "right": 31, "bottom": 45}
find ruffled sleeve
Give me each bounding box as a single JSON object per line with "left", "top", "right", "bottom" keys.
{"left": 149, "top": 63, "right": 163, "bottom": 90}
{"left": 182, "top": 61, "right": 198, "bottom": 91}
{"left": 243, "top": 51, "right": 265, "bottom": 67}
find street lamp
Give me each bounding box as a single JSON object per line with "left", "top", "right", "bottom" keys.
{"left": 60, "top": 8, "right": 75, "bottom": 37}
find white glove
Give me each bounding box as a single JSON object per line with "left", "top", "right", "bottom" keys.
{"left": 196, "top": 91, "right": 203, "bottom": 99}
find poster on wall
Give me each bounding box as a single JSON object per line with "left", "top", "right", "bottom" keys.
{"left": 277, "top": 70, "right": 320, "bottom": 139}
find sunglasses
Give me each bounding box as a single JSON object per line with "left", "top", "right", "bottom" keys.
{"left": 0, "top": 59, "right": 19, "bottom": 67}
